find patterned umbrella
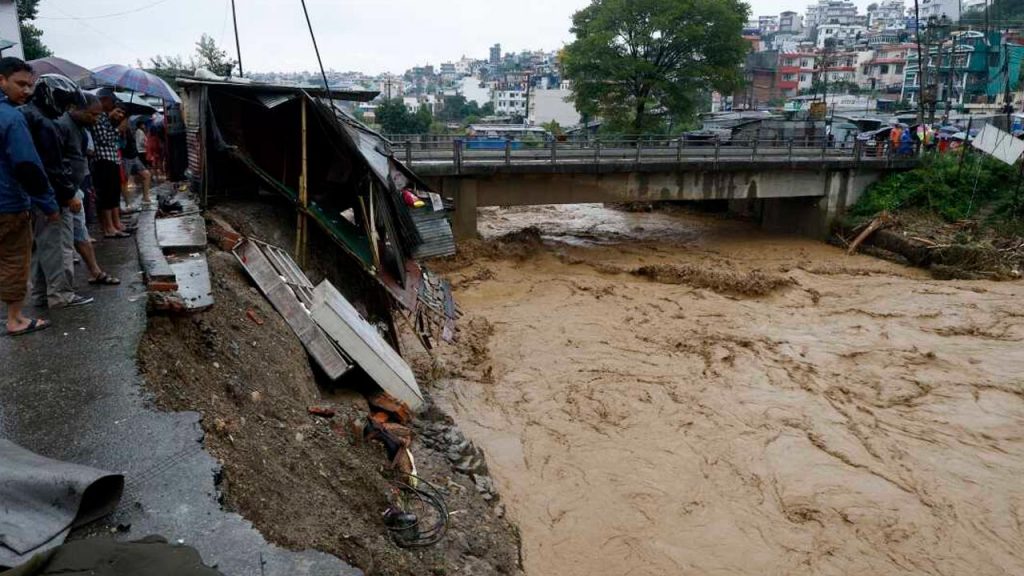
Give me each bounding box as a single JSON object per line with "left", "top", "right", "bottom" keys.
{"left": 91, "top": 64, "right": 180, "bottom": 103}
{"left": 28, "top": 57, "right": 94, "bottom": 86}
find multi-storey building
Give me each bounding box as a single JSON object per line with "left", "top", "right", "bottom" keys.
{"left": 759, "top": 15, "right": 780, "bottom": 34}
{"left": 816, "top": 23, "right": 867, "bottom": 48}
{"left": 867, "top": 0, "right": 907, "bottom": 31}
{"left": 919, "top": 0, "right": 961, "bottom": 21}
{"left": 858, "top": 44, "right": 913, "bottom": 92}
{"left": 779, "top": 11, "right": 803, "bottom": 33}
{"left": 805, "top": 0, "right": 859, "bottom": 29}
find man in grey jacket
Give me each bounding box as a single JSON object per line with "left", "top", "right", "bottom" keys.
{"left": 56, "top": 93, "right": 118, "bottom": 286}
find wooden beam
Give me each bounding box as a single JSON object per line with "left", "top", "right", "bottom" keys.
{"left": 296, "top": 97, "right": 309, "bottom": 266}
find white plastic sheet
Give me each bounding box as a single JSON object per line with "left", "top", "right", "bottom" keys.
{"left": 972, "top": 124, "right": 1024, "bottom": 166}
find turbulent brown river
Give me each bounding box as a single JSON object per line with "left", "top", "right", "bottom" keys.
{"left": 433, "top": 204, "right": 1024, "bottom": 576}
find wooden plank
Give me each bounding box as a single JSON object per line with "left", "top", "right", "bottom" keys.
{"left": 311, "top": 280, "right": 424, "bottom": 410}
{"left": 233, "top": 240, "right": 352, "bottom": 380}
{"left": 168, "top": 253, "right": 214, "bottom": 311}
{"left": 156, "top": 214, "right": 207, "bottom": 253}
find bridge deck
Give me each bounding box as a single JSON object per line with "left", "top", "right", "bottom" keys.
{"left": 387, "top": 137, "right": 920, "bottom": 176}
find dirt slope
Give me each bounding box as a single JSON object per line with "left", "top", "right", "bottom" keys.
{"left": 139, "top": 247, "right": 521, "bottom": 576}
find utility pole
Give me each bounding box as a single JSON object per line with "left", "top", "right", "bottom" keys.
{"left": 231, "top": 0, "right": 244, "bottom": 77}
{"left": 1003, "top": 34, "right": 1014, "bottom": 131}
{"left": 523, "top": 73, "right": 532, "bottom": 126}
{"left": 914, "top": 0, "right": 926, "bottom": 125}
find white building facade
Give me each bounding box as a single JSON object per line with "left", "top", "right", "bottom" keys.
{"left": 0, "top": 0, "right": 24, "bottom": 59}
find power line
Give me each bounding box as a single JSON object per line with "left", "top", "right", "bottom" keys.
{"left": 37, "top": 0, "right": 175, "bottom": 21}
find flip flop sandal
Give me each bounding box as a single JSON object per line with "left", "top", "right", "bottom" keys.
{"left": 8, "top": 318, "right": 50, "bottom": 337}
{"left": 104, "top": 232, "right": 132, "bottom": 239}
{"left": 89, "top": 273, "right": 121, "bottom": 285}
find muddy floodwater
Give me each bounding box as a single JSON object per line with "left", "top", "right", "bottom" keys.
{"left": 434, "top": 204, "right": 1024, "bottom": 576}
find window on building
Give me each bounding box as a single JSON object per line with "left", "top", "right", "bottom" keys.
{"left": 800, "top": 73, "right": 810, "bottom": 81}
{"left": 880, "top": 64, "right": 889, "bottom": 74}
{"left": 896, "top": 64, "right": 903, "bottom": 73}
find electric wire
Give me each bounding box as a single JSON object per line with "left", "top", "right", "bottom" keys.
{"left": 38, "top": 0, "right": 175, "bottom": 21}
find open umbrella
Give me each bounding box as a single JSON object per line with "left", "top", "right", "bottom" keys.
{"left": 28, "top": 57, "right": 94, "bottom": 86}
{"left": 91, "top": 64, "right": 180, "bottom": 103}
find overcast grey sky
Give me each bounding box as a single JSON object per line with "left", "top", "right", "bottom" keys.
{"left": 35, "top": 0, "right": 873, "bottom": 74}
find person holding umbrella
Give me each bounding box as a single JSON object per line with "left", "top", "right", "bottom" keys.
{"left": 91, "top": 87, "right": 130, "bottom": 238}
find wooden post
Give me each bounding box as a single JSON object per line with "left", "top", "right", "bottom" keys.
{"left": 296, "top": 97, "right": 309, "bottom": 266}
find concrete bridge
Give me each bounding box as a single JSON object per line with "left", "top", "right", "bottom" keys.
{"left": 390, "top": 136, "right": 918, "bottom": 239}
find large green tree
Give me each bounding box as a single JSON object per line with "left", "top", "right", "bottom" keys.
{"left": 562, "top": 0, "right": 750, "bottom": 134}
{"left": 376, "top": 99, "right": 432, "bottom": 134}
{"left": 194, "top": 34, "right": 236, "bottom": 77}
{"left": 18, "top": 0, "right": 52, "bottom": 60}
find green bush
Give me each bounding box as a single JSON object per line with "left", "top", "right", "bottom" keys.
{"left": 850, "top": 153, "right": 1020, "bottom": 223}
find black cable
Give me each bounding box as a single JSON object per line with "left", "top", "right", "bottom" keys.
{"left": 299, "top": 0, "right": 331, "bottom": 95}
{"left": 384, "top": 473, "right": 450, "bottom": 548}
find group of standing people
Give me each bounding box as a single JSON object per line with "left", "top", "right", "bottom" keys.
{"left": 0, "top": 57, "right": 158, "bottom": 337}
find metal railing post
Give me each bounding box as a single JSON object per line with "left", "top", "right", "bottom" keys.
{"left": 821, "top": 135, "right": 827, "bottom": 160}
{"left": 752, "top": 137, "right": 758, "bottom": 160}
{"left": 714, "top": 136, "right": 721, "bottom": 167}
{"left": 405, "top": 140, "right": 412, "bottom": 166}
{"left": 635, "top": 138, "right": 643, "bottom": 163}
{"left": 551, "top": 139, "right": 557, "bottom": 164}
{"left": 788, "top": 138, "right": 794, "bottom": 164}
{"left": 854, "top": 140, "right": 862, "bottom": 167}
{"left": 677, "top": 137, "right": 684, "bottom": 163}
{"left": 454, "top": 138, "right": 463, "bottom": 174}
{"left": 505, "top": 139, "right": 512, "bottom": 166}
{"left": 594, "top": 138, "right": 601, "bottom": 165}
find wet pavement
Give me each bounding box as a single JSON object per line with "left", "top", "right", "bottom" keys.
{"left": 0, "top": 231, "right": 357, "bottom": 575}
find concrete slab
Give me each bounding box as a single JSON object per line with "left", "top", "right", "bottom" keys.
{"left": 168, "top": 253, "right": 214, "bottom": 312}
{"left": 0, "top": 236, "right": 359, "bottom": 576}
{"left": 156, "top": 214, "right": 207, "bottom": 253}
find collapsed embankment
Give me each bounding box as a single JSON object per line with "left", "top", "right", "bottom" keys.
{"left": 137, "top": 200, "right": 521, "bottom": 576}
{"left": 839, "top": 153, "right": 1024, "bottom": 280}
{"left": 426, "top": 204, "right": 1024, "bottom": 576}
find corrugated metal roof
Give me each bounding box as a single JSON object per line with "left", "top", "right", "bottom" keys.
{"left": 177, "top": 78, "right": 380, "bottom": 102}
{"left": 255, "top": 92, "right": 296, "bottom": 109}
{"left": 410, "top": 208, "right": 456, "bottom": 259}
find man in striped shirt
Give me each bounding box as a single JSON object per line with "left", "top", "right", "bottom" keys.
{"left": 90, "top": 88, "right": 129, "bottom": 238}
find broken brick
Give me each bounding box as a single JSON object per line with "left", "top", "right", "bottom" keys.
{"left": 367, "top": 392, "right": 413, "bottom": 425}
{"left": 308, "top": 406, "right": 337, "bottom": 418}
{"left": 148, "top": 281, "right": 180, "bottom": 292}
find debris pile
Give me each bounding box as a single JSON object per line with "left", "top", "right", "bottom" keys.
{"left": 139, "top": 213, "right": 521, "bottom": 575}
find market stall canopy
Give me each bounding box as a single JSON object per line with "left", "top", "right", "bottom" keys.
{"left": 28, "top": 57, "right": 93, "bottom": 87}
{"left": 92, "top": 64, "right": 180, "bottom": 103}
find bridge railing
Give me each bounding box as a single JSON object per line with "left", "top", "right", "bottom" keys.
{"left": 384, "top": 134, "right": 914, "bottom": 170}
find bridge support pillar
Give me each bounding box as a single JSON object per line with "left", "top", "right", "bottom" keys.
{"left": 447, "top": 177, "right": 479, "bottom": 239}
{"left": 759, "top": 169, "right": 879, "bottom": 239}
